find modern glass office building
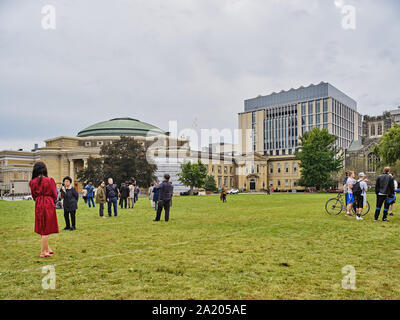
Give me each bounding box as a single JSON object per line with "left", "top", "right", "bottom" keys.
{"left": 239, "top": 82, "right": 362, "bottom": 156}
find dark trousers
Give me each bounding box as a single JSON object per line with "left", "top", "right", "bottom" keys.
{"left": 155, "top": 199, "right": 171, "bottom": 221}
{"left": 88, "top": 196, "right": 95, "bottom": 207}
{"left": 64, "top": 210, "right": 76, "bottom": 228}
{"left": 375, "top": 195, "right": 391, "bottom": 221}
{"left": 108, "top": 197, "right": 118, "bottom": 216}
{"left": 99, "top": 203, "right": 104, "bottom": 217}
{"left": 120, "top": 197, "right": 127, "bottom": 209}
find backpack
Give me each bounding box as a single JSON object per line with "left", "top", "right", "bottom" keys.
{"left": 352, "top": 181, "right": 362, "bottom": 196}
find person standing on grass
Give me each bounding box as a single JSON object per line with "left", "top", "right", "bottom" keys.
{"left": 345, "top": 171, "right": 356, "bottom": 217}
{"left": 128, "top": 181, "right": 135, "bottom": 209}
{"left": 154, "top": 174, "right": 174, "bottom": 222}
{"left": 95, "top": 181, "right": 107, "bottom": 218}
{"left": 353, "top": 172, "right": 368, "bottom": 221}
{"left": 220, "top": 185, "right": 227, "bottom": 203}
{"left": 388, "top": 173, "right": 398, "bottom": 216}
{"left": 82, "top": 187, "right": 88, "bottom": 204}
{"left": 148, "top": 183, "right": 155, "bottom": 208}
{"left": 343, "top": 171, "right": 349, "bottom": 205}
{"left": 374, "top": 167, "right": 395, "bottom": 222}
{"left": 61, "top": 176, "right": 79, "bottom": 231}
{"left": 85, "top": 182, "right": 95, "bottom": 208}
{"left": 106, "top": 178, "right": 119, "bottom": 217}
{"left": 135, "top": 185, "right": 140, "bottom": 203}
{"left": 120, "top": 182, "right": 129, "bottom": 209}
{"left": 29, "top": 162, "right": 58, "bottom": 258}
{"left": 153, "top": 182, "right": 161, "bottom": 212}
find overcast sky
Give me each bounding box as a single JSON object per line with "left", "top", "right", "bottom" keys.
{"left": 0, "top": 0, "right": 399, "bottom": 151}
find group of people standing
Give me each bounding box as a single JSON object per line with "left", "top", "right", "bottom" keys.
{"left": 344, "top": 167, "right": 398, "bottom": 222}
{"left": 93, "top": 179, "right": 140, "bottom": 218}
{"left": 29, "top": 161, "right": 175, "bottom": 258}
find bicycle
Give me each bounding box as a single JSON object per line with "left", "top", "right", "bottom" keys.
{"left": 325, "top": 192, "right": 370, "bottom": 216}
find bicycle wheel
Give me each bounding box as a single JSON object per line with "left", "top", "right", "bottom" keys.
{"left": 351, "top": 201, "right": 371, "bottom": 216}
{"left": 325, "top": 198, "right": 344, "bottom": 215}
{"left": 361, "top": 201, "right": 370, "bottom": 216}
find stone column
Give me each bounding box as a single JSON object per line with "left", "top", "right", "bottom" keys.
{"left": 83, "top": 158, "right": 88, "bottom": 168}
{"left": 69, "top": 159, "right": 75, "bottom": 182}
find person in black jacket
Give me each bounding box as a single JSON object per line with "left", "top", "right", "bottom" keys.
{"left": 106, "top": 178, "right": 119, "bottom": 217}
{"left": 374, "top": 167, "right": 395, "bottom": 222}
{"left": 61, "top": 176, "right": 79, "bottom": 231}
{"left": 154, "top": 174, "right": 174, "bottom": 222}
{"left": 119, "top": 182, "right": 130, "bottom": 209}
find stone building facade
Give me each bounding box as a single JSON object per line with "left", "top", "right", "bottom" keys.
{"left": 346, "top": 107, "right": 400, "bottom": 185}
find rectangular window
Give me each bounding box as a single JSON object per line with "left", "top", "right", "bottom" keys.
{"left": 323, "top": 99, "right": 328, "bottom": 112}
{"left": 316, "top": 100, "right": 321, "bottom": 114}
{"left": 308, "top": 101, "right": 313, "bottom": 114}
{"left": 301, "top": 103, "right": 306, "bottom": 115}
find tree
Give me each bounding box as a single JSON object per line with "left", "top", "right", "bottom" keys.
{"left": 296, "top": 128, "right": 344, "bottom": 191}
{"left": 77, "top": 157, "right": 104, "bottom": 186}
{"left": 376, "top": 124, "right": 400, "bottom": 165}
{"left": 178, "top": 160, "right": 208, "bottom": 194}
{"left": 77, "top": 136, "right": 157, "bottom": 187}
{"left": 204, "top": 175, "right": 217, "bottom": 192}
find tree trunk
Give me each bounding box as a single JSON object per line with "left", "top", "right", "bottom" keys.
{"left": 190, "top": 185, "right": 194, "bottom": 195}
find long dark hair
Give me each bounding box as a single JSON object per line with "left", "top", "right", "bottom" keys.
{"left": 32, "top": 162, "right": 48, "bottom": 183}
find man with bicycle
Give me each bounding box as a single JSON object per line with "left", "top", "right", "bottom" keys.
{"left": 353, "top": 172, "right": 368, "bottom": 221}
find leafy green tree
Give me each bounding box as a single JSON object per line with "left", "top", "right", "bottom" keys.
{"left": 204, "top": 175, "right": 217, "bottom": 192}
{"left": 77, "top": 157, "right": 104, "bottom": 186}
{"left": 296, "top": 128, "right": 343, "bottom": 191}
{"left": 78, "top": 136, "right": 157, "bottom": 187}
{"left": 376, "top": 124, "right": 400, "bottom": 165}
{"left": 178, "top": 160, "right": 208, "bottom": 194}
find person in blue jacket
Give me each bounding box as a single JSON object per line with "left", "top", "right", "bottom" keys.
{"left": 85, "top": 182, "right": 95, "bottom": 208}
{"left": 152, "top": 182, "right": 161, "bottom": 211}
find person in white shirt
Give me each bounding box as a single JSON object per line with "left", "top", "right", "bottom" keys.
{"left": 388, "top": 173, "right": 398, "bottom": 216}
{"left": 345, "top": 171, "right": 356, "bottom": 217}
{"left": 354, "top": 172, "right": 369, "bottom": 221}
{"left": 148, "top": 183, "right": 155, "bottom": 208}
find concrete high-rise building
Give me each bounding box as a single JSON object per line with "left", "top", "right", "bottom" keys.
{"left": 239, "top": 82, "right": 362, "bottom": 156}
{"left": 237, "top": 82, "right": 361, "bottom": 190}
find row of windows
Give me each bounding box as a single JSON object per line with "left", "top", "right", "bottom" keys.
{"left": 85, "top": 141, "right": 105, "bottom": 147}
{"left": 208, "top": 165, "right": 234, "bottom": 175}
{"left": 217, "top": 176, "right": 235, "bottom": 188}
{"left": 269, "top": 162, "right": 298, "bottom": 174}
{"left": 270, "top": 179, "right": 298, "bottom": 187}
{"left": 265, "top": 148, "right": 298, "bottom": 156}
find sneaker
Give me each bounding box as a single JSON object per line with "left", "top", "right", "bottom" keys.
{"left": 63, "top": 227, "right": 71, "bottom": 230}
{"left": 70, "top": 227, "right": 76, "bottom": 231}
{"left": 389, "top": 213, "right": 394, "bottom": 216}
{"left": 382, "top": 219, "right": 389, "bottom": 222}
{"left": 345, "top": 213, "right": 353, "bottom": 217}
{"left": 356, "top": 216, "right": 363, "bottom": 221}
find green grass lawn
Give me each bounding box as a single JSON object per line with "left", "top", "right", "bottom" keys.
{"left": 0, "top": 193, "right": 399, "bottom": 300}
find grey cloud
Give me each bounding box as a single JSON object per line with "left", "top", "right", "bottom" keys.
{"left": 0, "top": 0, "right": 399, "bottom": 151}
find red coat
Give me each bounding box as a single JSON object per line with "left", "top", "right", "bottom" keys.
{"left": 29, "top": 177, "right": 59, "bottom": 236}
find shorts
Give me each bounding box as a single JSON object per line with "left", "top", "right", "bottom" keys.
{"left": 346, "top": 193, "right": 354, "bottom": 205}
{"left": 354, "top": 195, "right": 364, "bottom": 209}
{"left": 388, "top": 195, "right": 396, "bottom": 204}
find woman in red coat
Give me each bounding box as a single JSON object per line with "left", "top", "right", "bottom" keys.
{"left": 29, "top": 162, "right": 59, "bottom": 258}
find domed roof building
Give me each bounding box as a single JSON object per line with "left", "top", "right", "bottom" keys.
{"left": 77, "top": 117, "right": 165, "bottom": 137}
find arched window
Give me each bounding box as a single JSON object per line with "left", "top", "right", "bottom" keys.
{"left": 269, "top": 164, "right": 273, "bottom": 174}
{"left": 367, "top": 153, "right": 379, "bottom": 173}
